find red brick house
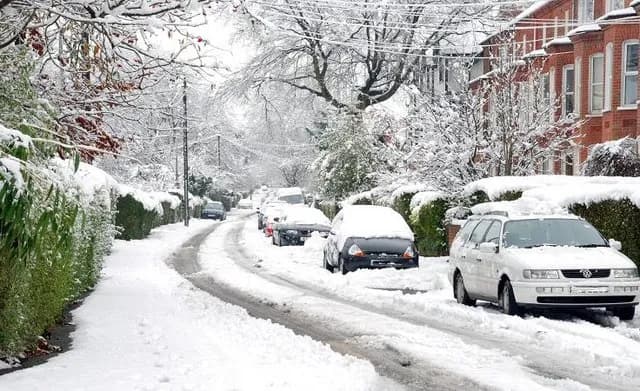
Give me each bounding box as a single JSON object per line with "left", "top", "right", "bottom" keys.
{"left": 469, "top": 0, "right": 640, "bottom": 174}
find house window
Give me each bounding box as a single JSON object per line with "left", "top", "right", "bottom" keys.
{"left": 565, "top": 153, "right": 574, "bottom": 176}
{"left": 578, "top": 0, "right": 594, "bottom": 24}
{"left": 604, "top": 43, "right": 613, "bottom": 111}
{"left": 606, "top": 0, "right": 624, "bottom": 13}
{"left": 575, "top": 57, "right": 582, "bottom": 115}
{"left": 542, "top": 72, "right": 551, "bottom": 107}
{"left": 622, "top": 41, "right": 638, "bottom": 107}
{"left": 563, "top": 65, "right": 575, "bottom": 116}
{"left": 590, "top": 54, "right": 604, "bottom": 114}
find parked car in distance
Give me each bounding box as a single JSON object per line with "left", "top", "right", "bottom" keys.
{"left": 201, "top": 201, "right": 226, "bottom": 220}
{"left": 272, "top": 207, "right": 331, "bottom": 246}
{"left": 257, "top": 200, "right": 286, "bottom": 230}
{"left": 277, "top": 187, "right": 305, "bottom": 205}
{"left": 449, "top": 212, "right": 640, "bottom": 320}
{"left": 323, "top": 205, "right": 419, "bottom": 274}
{"left": 261, "top": 202, "right": 289, "bottom": 237}
{"left": 237, "top": 198, "right": 253, "bottom": 209}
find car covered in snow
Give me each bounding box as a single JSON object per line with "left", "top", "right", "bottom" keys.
{"left": 260, "top": 202, "right": 289, "bottom": 237}
{"left": 272, "top": 207, "right": 331, "bottom": 246}
{"left": 323, "top": 205, "right": 419, "bottom": 274}
{"left": 237, "top": 198, "right": 253, "bottom": 209}
{"left": 257, "top": 200, "right": 285, "bottom": 230}
{"left": 276, "top": 187, "right": 305, "bottom": 205}
{"left": 201, "top": 201, "right": 226, "bottom": 220}
{"left": 449, "top": 212, "right": 640, "bottom": 320}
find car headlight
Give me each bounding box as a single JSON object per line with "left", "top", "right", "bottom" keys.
{"left": 613, "top": 268, "right": 639, "bottom": 278}
{"left": 348, "top": 244, "right": 365, "bottom": 257}
{"left": 523, "top": 269, "right": 559, "bottom": 279}
{"left": 286, "top": 230, "right": 299, "bottom": 235}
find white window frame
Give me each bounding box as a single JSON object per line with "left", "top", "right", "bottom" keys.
{"left": 606, "top": 0, "right": 624, "bottom": 13}
{"left": 589, "top": 53, "right": 604, "bottom": 115}
{"left": 575, "top": 57, "right": 582, "bottom": 115}
{"left": 548, "top": 67, "right": 555, "bottom": 121}
{"left": 578, "top": 0, "right": 594, "bottom": 24}
{"left": 542, "top": 24, "right": 547, "bottom": 47}
{"left": 604, "top": 43, "right": 613, "bottom": 111}
{"left": 573, "top": 145, "right": 582, "bottom": 175}
{"left": 554, "top": 16, "right": 559, "bottom": 38}
{"left": 621, "top": 40, "right": 639, "bottom": 108}
{"left": 562, "top": 64, "right": 575, "bottom": 117}
{"left": 564, "top": 10, "right": 570, "bottom": 35}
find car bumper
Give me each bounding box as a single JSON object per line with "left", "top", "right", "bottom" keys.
{"left": 511, "top": 280, "right": 640, "bottom": 308}
{"left": 343, "top": 256, "right": 419, "bottom": 272}
{"left": 201, "top": 214, "right": 224, "bottom": 219}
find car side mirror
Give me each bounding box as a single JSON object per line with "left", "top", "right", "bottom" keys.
{"left": 329, "top": 230, "right": 336, "bottom": 235}
{"left": 273, "top": 217, "right": 280, "bottom": 223}
{"left": 479, "top": 242, "right": 498, "bottom": 254}
{"left": 609, "top": 239, "right": 622, "bottom": 251}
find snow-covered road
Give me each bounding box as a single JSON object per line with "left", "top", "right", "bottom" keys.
{"left": 194, "top": 214, "right": 640, "bottom": 391}
{"left": 0, "top": 215, "right": 387, "bottom": 391}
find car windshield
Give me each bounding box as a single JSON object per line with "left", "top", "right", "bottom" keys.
{"left": 278, "top": 194, "right": 304, "bottom": 204}
{"left": 503, "top": 218, "right": 608, "bottom": 249}
{"left": 205, "top": 203, "right": 223, "bottom": 211}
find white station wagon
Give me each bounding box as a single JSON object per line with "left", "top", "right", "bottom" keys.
{"left": 449, "top": 212, "right": 640, "bottom": 320}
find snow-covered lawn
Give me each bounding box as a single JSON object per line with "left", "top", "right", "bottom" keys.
{"left": 198, "top": 217, "right": 640, "bottom": 391}
{"left": 0, "top": 218, "right": 382, "bottom": 391}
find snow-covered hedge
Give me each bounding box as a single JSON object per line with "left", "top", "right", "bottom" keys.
{"left": 583, "top": 137, "right": 640, "bottom": 176}
{"left": 409, "top": 194, "right": 450, "bottom": 257}
{"left": 467, "top": 176, "right": 640, "bottom": 265}
{"left": 0, "top": 131, "right": 115, "bottom": 356}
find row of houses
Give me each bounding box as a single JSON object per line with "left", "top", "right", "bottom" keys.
{"left": 422, "top": 0, "right": 640, "bottom": 175}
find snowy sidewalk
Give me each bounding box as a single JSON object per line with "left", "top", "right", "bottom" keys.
{"left": 0, "top": 220, "right": 382, "bottom": 391}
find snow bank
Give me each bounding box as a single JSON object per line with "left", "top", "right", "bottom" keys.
{"left": 342, "top": 182, "right": 433, "bottom": 207}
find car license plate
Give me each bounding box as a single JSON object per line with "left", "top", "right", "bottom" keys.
{"left": 571, "top": 286, "right": 609, "bottom": 294}
{"left": 371, "top": 260, "right": 390, "bottom": 266}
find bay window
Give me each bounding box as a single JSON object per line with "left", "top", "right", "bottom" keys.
{"left": 606, "top": 0, "right": 624, "bottom": 13}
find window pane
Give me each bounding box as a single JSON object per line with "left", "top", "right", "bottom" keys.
{"left": 484, "top": 221, "right": 502, "bottom": 244}
{"left": 592, "top": 56, "right": 603, "bottom": 83}
{"left": 624, "top": 75, "right": 637, "bottom": 105}
{"left": 565, "top": 95, "right": 574, "bottom": 114}
{"left": 626, "top": 44, "right": 638, "bottom": 72}
{"left": 565, "top": 69, "right": 574, "bottom": 93}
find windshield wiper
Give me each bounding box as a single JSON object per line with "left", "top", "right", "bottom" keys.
{"left": 523, "top": 243, "right": 558, "bottom": 248}
{"left": 576, "top": 244, "right": 608, "bottom": 248}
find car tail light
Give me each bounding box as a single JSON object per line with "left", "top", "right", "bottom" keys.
{"left": 348, "top": 244, "right": 365, "bottom": 257}
{"left": 402, "top": 246, "right": 414, "bottom": 259}
{"left": 265, "top": 225, "right": 273, "bottom": 237}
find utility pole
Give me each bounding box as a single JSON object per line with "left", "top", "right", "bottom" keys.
{"left": 217, "top": 134, "right": 221, "bottom": 167}
{"left": 183, "top": 77, "right": 190, "bottom": 227}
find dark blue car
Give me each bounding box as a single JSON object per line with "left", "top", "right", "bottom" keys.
{"left": 201, "top": 201, "right": 226, "bottom": 220}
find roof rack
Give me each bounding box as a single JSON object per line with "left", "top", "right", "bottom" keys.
{"left": 481, "top": 210, "right": 509, "bottom": 217}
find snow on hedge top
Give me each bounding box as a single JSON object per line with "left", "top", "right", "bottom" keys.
{"left": 339, "top": 205, "right": 414, "bottom": 242}
{"left": 410, "top": 191, "right": 445, "bottom": 214}
{"left": 471, "top": 197, "right": 568, "bottom": 217}
{"left": 277, "top": 187, "right": 303, "bottom": 196}
{"left": 282, "top": 206, "right": 331, "bottom": 227}
{"left": 464, "top": 175, "right": 640, "bottom": 201}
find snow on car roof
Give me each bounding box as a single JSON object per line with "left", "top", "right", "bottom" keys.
{"left": 340, "top": 205, "right": 414, "bottom": 240}
{"left": 282, "top": 207, "right": 331, "bottom": 226}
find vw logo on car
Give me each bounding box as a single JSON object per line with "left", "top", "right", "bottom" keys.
{"left": 581, "top": 269, "right": 593, "bottom": 278}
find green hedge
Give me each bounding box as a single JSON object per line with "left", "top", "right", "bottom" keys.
{"left": 410, "top": 198, "right": 450, "bottom": 257}
{"left": 115, "top": 194, "right": 161, "bottom": 240}
{"left": 318, "top": 200, "right": 341, "bottom": 220}
{"left": 393, "top": 192, "right": 415, "bottom": 222}
{"left": 0, "top": 178, "right": 113, "bottom": 356}
{"left": 570, "top": 199, "right": 640, "bottom": 266}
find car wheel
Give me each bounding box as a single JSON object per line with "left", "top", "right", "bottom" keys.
{"left": 454, "top": 273, "right": 476, "bottom": 306}
{"left": 323, "top": 252, "right": 334, "bottom": 273}
{"left": 500, "top": 280, "right": 520, "bottom": 316}
{"left": 272, "top": 235, "right": 276, "bottom": 245}
{"left": 612, "top": 306, "right": 635, "bottom": 321}
{"left": 339, "top": 256, "right": 348, "bottom": 275}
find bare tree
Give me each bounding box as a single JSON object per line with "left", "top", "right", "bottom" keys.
{"left": 233, "top": 0, "right": 487, "bottom": 112}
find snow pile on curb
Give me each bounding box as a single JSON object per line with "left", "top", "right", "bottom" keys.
{"left": 342, "top": 182, "right": 434, "bottom": 207}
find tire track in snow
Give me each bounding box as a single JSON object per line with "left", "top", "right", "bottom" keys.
{"left": 169, "top": 214, "right": 487, "bottom": 391}
{"left": 225, "top": 216, "right": 640, "bottom": 391}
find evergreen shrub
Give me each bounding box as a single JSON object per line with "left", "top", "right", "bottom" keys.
{"left": 570, "top": 199, "right": 640, "bottom": 266}
{"left": 410, "top": 198, "right": 450, "bottom": 257}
